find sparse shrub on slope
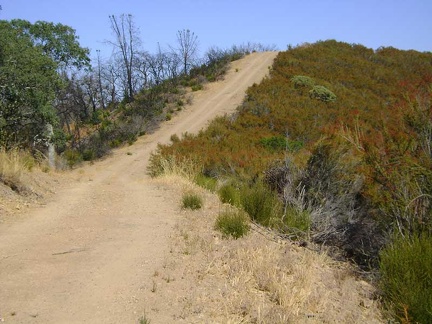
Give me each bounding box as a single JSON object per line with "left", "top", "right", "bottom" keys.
{"left": 309, "top": 85, "right": 337, "bottom": 102}
{"left": 215, "top": 208, "right": 250, "bottom": 239}
{"left": 380, "top": 233, "right": 432, "bottom": 324}
{"left": 149, "top": 40, "right": 432, "bottom": 267}
{"left": 182, "top": 192, "right": 203, "bottom": 210}
{"left": 291, "top": 75, "right": 315, "bottom": 89}
{"left": 218, "top": 182, "right": 242, "bottom": 207}
{"left": 240, "top": 182, "right": 283, "bottom": 227}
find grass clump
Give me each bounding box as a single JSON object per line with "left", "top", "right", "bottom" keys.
{"left": 139, "top": 314, "right": 151, "bottom": 324}
{"left": 240, "top": 182, "right": 283, "bottom": 227}
{"left": 147, "top": 154, "right": 201, "bottom": 181}
{"left": 215, "top": 208, "right": 250, "bottom": 239}
{"left": 278, "top": 207, "right": 311, "bottom": 239}
{"left": 0, "top": 149, "right": 37, "bottom": 192}
{"left": 63, "top": 149, "right": 83, "bottom": 168}
{"left": 379, "top": 233, "right": 432, "bottom": 323}
{"left": 182, "top": 192, "right": 203, "bottom": 210}
{"left": 218, "top": 183, "right": 241, "bottom": 207}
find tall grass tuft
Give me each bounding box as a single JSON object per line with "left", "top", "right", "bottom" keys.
{"left": 182, "top": 192, "right": 203, "bottom": 210}
{"left": 240, "top": 182, "right": 283, "bottom": 227}
{"left": 218, "top": 183, "right": 241, "bottom": 207}
{"left": 379, "top": 233, "right": 432, "bottom": 323}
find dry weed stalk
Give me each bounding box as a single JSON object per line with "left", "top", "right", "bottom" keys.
{"left": 0, "top": 149, "right": 35, "bottom": 191}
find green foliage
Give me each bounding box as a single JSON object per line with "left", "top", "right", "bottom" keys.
{"left": 182, "top": 192, "right": 203, "bottom": 210}
{"left": 280, "top": 207, "right": 311, "bottom": 237}
{"left": 194, "top": 174, "right": 217, "bottom": 192}
{"left": 139, "top": 314, "right": 151, "bottom": 324}
{"left": 82, "top": 149, "right": 96, "bottom": 161}
{"left": 191, "top": 84, "right": 203, "bottom": 92}
{"left": 0, "top": 19, "right": 90, "bottom": 150}
{"left": 309, "top": 85, "right": 337, "bottom": 102}
{"left": 259, "top": 136, "right": 303, "bottom": 152}
{"left": 8, "top": 19, "right": 90, "bottom": 68}
{"left": 63, "top": 149, "right": 82, "bottom": 167}
{"left": 0, "top": 20, "right": 60, "bottom": 149}
{"left": 291, "top": 75, "right": 315, "bottom": 88}
{"left": 380, "top": 233, "right": 432, "bottom": 323}
{"left": 218, "top": 183, "right": 241, "bottom": 207}
{"left": 240, "top": 182, "right": 283, "bottom": 227}
{"left": 170, "top": 134, "right": 180, "bottom": 143}
{"left": 215, "top": 208, "right": 250, "bottom": 239}
{"left": 146, "top": 40, "right": 432, "bottom": 269}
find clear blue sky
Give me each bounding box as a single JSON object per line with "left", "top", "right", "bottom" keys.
{"left": 1, "top": 0, "right": 431, "bottom": 62}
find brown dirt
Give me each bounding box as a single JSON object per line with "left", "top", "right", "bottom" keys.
{"left": 0, "top": 52, "right": 275, "bottom": 323}
{"left": 0, "top": 52, "right": 384, "bottom": 323}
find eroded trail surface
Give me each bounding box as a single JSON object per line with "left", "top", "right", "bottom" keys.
{"left": 0, "top": 52, "right": 278, "bottom": 323}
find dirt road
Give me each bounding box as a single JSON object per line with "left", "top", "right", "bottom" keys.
{"left": 0, "top": 52, "right": 278, "bottom": 323}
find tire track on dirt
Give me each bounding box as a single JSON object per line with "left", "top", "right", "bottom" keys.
{"left": 0, "top": 52, "right": 278, "bottom": 323}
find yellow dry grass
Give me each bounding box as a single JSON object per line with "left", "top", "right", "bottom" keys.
{"left": 0, "top": 149, "right": 35, "bottom": 191}
{"left": 0, "top": 149, "right": 60, "bottom": 219}
{"left": 150, "top": 173, "right": 384, "bottom": 323}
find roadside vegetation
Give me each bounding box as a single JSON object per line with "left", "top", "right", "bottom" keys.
{"left": 149, "top": 40, "right": 432, "bottom": 322}
{"left": 3, "top": 12, "right": 431, "bottom": 321}
{"left": 0, "top": 14, "right": 273, "bottom": 186}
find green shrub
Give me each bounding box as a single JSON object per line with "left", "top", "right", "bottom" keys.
{"left": 279, "top": 207, "right": 311, "bottom": 238}
{"left": 191, "top": 84, "right": 203, "bottom": 92}
{"left": 259, "top": 136, "right": 304, "bottom": 152}
{"left": 82, "top": 149, "right": 96, "bottom": 161}
{"left": 165, "top": 113, "right": 172, "bottom": 121}
{"left": 309, "top": 85, "right": 337, "bottom": 102}
{"left": 110, "top": 139, "right": 122, "bottom": 148}
{"left": 379, "top": 233, "right": 432, "bottom": 323}
{"left": 215, "top": 209, "right": 250, "bottom": 239}
{"left": 170, "top": 134, "right": 180, "bottom": 143}
{"left": 182, "top": 192, "right": 203, "bottom": 210}
{"left": 218, "top": 183, "right": 241, "bottom": 207}
{"left": 291, "top": 75, "right": 315, "bottom": 88}
{"left": 63, "top": 149, "right": 82, "bottom": 167}
{"left": 240, "top": 183, "right": 283, "bottom": 227}
{"left": 195, "top": 174, "right": 217, "bottom": 192}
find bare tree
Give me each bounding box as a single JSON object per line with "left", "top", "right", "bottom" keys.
{"left": 102, "top": 58, "right": 121, "bottom": 104}
{"left": 96, "top": 50, "right": 106, "bottom": 109}
{"left": 173, "top": 29, "right": 199, "bottom": 75}
{"left": 107, "top": 14, "right": 140, "bottom": 102}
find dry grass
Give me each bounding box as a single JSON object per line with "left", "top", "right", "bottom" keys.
{"left": 148, "top": 154, "right": 202, "bottom": 181}
{"left": 0, "top": 149, "right": 36, "bottom": 192}
{"left": 149, "top": 174, "right": 384, "bottom": 323}
{"left": 0, "top": 149, "right": 61, "bottom": 220}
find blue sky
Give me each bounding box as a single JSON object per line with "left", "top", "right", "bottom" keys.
{"left": 1, "top": 0, "right": 431, "bottom": 61}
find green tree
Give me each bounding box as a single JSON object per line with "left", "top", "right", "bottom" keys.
{"left": 8, "top": 19, "right": 90, "bottom": 69}
{"left": 0, "top": 19, "right": 90, "bottom": 149}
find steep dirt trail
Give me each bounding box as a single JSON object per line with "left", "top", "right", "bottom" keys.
{"left": 0, "top": 52, "right": 278, "bottom": 323}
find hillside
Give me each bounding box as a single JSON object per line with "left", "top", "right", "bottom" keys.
{"left": 0, "top": 52, "right": 385, "bottom": 323}
{"left": 150, "top": 40, "right": 432, "bottom": 322}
